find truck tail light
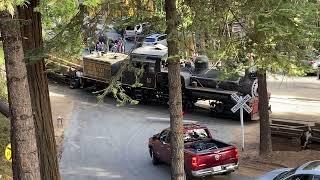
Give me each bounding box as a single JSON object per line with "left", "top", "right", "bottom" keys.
{"left": 234, "top": 148, "right": 239, "bottom": 159}
{"left": 191, "top": 156, "right": 198, "bottom": 168}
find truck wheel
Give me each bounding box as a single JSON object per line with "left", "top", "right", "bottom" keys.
{"left": 222, "top": 171, "right": 232, "bottom": 176}
{"left": 184, "top": 171, "right": 193, "bottom": 180}
{"left": 149, "top": 148, "right": 160, "bottom": 165}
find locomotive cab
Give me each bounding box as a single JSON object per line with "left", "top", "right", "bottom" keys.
{"left": 121, "top": 44, "right": 167, "bottom": 89}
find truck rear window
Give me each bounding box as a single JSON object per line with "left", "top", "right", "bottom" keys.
{"left": 184, "top": 128, "right": 209, "bottom": 142}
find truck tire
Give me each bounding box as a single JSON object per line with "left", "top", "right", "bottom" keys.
{"left": 184, "top": 171, "right": 193, "bottom": 180}
{"left": 149, "top": 148, "right": 160, "bottom": 165}
{"left": 222, "top": 171, "right": 232, "bottom": 175}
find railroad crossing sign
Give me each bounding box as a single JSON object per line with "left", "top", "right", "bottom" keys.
{"left": 230, "top": 93, "right": 253, "bottom": 151}
{"left": 4, "top": 143, "right": 12, "bottom": 162}
{"left": 231, "top": 94, "right": 252, "bottom": 114}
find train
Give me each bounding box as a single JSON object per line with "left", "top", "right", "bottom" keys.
{"left": 48, "top": 44, "right": 270, "bottom": 121}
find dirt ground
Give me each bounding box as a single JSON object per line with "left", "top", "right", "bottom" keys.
{"left": 233, "top": 111, "right": 320, "bottom": 177}
{"left": 237, "top": 146, "right": 320, "bottom": 177}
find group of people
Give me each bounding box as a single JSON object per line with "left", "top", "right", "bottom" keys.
{"left": 89, "top": 35, "right": 125, "bottom": 54}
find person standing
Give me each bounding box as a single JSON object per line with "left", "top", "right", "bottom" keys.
{"left": 116, "top": 38, "right": 124, "bottom": 53}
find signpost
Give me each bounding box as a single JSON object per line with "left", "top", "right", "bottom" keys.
{"left": 231, "top": 93, "right": 252, "bottom": 151}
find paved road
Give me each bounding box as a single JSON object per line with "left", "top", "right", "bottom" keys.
{"left": 54, "top": 83, "right": 256, "bottom": 180}
{"left": 268, "top": 76, "right": 320, "bottom": 122}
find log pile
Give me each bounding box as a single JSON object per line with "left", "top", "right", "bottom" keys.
{"left": 270, "top": 120, "right": 320, "bottom": 151}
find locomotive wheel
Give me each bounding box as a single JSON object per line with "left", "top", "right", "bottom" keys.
{"left": 69, "top": 78, "right": 79, "bottom": 89}
{"left": 183, "top": 100, "right": 195, "bottom": 112}
{"left": 210, "top": 101, "right": 225, "bottom": 114}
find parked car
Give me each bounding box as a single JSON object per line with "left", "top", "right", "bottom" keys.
{"left": 142, "top": 33, "right": 167, "bottom": 46}
{"left": 301, "top": 51, "right": 320, "bottom": 75}
{"left": 258, "top": 160, "right": 320, "bottom": 180}
{"left": 148, "top": 123, "right": 239, "bottom": 179}
{"left": 124, "top": 22, "right": 150, "bottom": 38}
{"left": 306, "top": 60, "right": 320, "bottom": 74}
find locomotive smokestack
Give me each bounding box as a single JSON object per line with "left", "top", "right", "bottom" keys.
{"left": 194, "top": 55, "right": 209, "bottom": 74}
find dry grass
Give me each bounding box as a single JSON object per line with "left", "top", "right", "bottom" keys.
{"left": 0, "top": 44, "right": 11, "bottom": 179}
{"left": 0, "top": 115, "right": 12, "bottom": 179}
{"left": 0, "top": 43, "right": 3, "bottom": 65}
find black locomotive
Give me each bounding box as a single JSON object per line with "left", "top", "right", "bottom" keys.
{"left": 65, "top": 45, "right": 262, "bottom": 121}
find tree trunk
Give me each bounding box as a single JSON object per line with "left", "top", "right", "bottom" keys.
{"left": 17, "top": 2, "right": 61, "bottom": 180}
{"left": 165, "top": 0, "right": 185, "bottom": 180}
{"left": 0, "top": 12, "right": 41, "bottom": 180}
{"left": 258, "top": 69, "right": 272, "bottom": 155}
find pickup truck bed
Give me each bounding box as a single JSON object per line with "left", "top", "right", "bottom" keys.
{"left": 185, "top": 139, "right": 238, "bottom": 177}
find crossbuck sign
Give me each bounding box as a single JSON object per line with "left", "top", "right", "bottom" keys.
{"left": 231, "top": 94, "right": 252, "bottom": 114}
{"left": 230, "top": 93, "right": 253, "bottom": 151}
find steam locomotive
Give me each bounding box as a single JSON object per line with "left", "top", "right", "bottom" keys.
{"left": 66, "top": 44, "right": 264, "bottom": 121}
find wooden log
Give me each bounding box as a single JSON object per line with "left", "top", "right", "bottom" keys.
{"left": 271, "top": 131, "right": 302, "bottom": 137}
{"left": 309, "top": 136, "right": 320, "bottom": 143}
{"left": 311, "top": 129, "right": 320, "bottom": 137}
{"left": 270, "top": 124, "right": 309, "bottom": 131}
{"left": 271, "top": 120, "right": 309, "bottom": 127}
{"left": 46, "top": 54, "right": 82, "bottom": 69}
{"left": 270, "top": 125, "right": 305, "bottom": 132}
{"left": 271, "top": 125, "right": 305, "bottom": 138}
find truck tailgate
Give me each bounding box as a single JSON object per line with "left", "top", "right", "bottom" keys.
{"left": 194, "top": 146, "right": 238, "bottom": 171}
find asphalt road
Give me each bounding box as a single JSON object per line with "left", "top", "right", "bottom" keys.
{"left": 54, "top": 83, "right": 257, "bottom": 180}
{"left": 59, "top": 25, "right": 320, "bottom": 179}
{"left": 267, "top": 76, "right": 320, "bottom": 122}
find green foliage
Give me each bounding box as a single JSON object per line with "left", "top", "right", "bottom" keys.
{"left": 95, "top": 58, "right": 145, "bottom": 107}
{"left": 0, "top": 0, "right": 27, "bottom": 15}
{"left": 83, "top": 0, "right": 103, "bottom": 8}
{"left": 182, "top": 0, "right": 320, "bottom": 77}
{"left": 35, "top": 0, "right": 83, "bottom": 61}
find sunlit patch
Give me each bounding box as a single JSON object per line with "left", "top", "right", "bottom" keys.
{"left": 270, "top": 96, "right": 320, "bottom": 121}
{"left": 145, "top": 117, "right": 198, "bottom": 123}
{"left": 49, "top": 91, "right": 66, "bottom": 97}
{"left": 61, "top": 167, "right": 122, "bottom": 178}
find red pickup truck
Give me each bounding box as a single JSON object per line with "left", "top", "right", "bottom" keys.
{"left": 148, "top": 123, "right": 239, "bottom": 179}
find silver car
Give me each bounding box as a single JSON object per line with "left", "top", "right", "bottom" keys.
{"left": 258, "top": 160, "right": 320, "bottom": 180}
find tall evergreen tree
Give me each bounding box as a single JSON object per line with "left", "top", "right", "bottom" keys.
{"left": 165, "top": 0, "right": 185, "bottom": 179}
{"left": 0, "top": 10, "right": 41, "bottom": 180}
{"left": 17, "top": 1, "right": 61, "bottom": 179}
